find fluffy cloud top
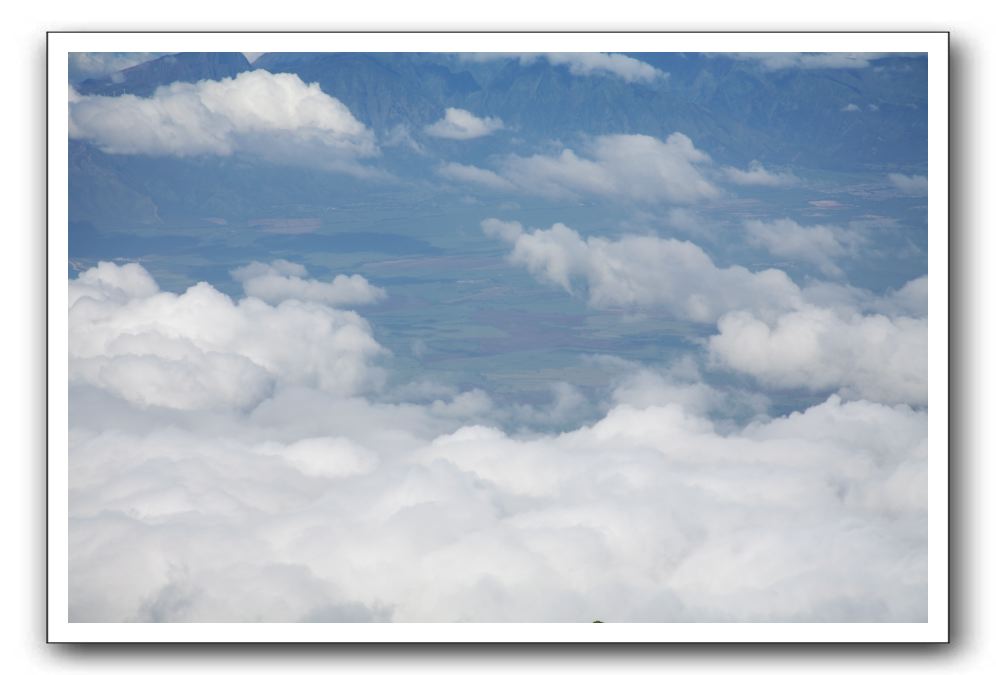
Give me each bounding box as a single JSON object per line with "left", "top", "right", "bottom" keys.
{"left": 68, "top": 258, "right": 927, "bottom": 622}
{"left": 744, "top": 218, "right": 865, "bottom": 277}
{"left": 230, "top": 260, "right": 386, "bottom": 306}
{"left": 461, "top": 52, "right": 665, "bottom": 83}
{"left": 444, "top": 133, "right": 719, "bottom": 204}
{"left": 875, "top": 275, "right": 928, "bottom": 318}
{"left": 424, "top": 108, "right": 504, "bottom": 140}
{"left": 69, "top": 392, "right": 927, "bottom": 622}
{"left": 709, "top": 308, "right": 927, "bottom": 406}
{"left": 69, "top": 262, "right": 386, "bottom": 411}
{"left": 722, "top": 160, "right": 799, "bottom": 187}
{"left": 69, "top": 70, "right": 377, "bottom": 170}
{"left": 889, "top": 173, "right": 928, "bottom": 194}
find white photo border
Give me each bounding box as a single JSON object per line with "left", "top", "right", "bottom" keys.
{"left": 47, "top": 31, "right": 949, "bottom": 643}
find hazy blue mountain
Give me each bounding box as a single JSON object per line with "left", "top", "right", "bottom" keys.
{"left": 71, "top": 52, "right": 927, "bottom": 169}
{"left": 74, "top": 52, "right": 251, "bottom": 97}
{"left": 254, "top": 52, "right": 482, "bottom": 131}
{"left": 69, "top": 141, "right": 162, "bottom": 225}
{"left": 252, "top": 52, "right": 927, "bottom": 169}
{"left": 647, "top": 53, "right": 928, "bottom": 167}
{"left": 68, "top": 51, "right": 928, "bottom": 233}
{"left": 69, "top": 139, "right": 380, "bottom": 226}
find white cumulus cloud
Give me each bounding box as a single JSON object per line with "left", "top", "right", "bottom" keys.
{"left": 485, "top": 219, "right": 927, "bottom": 406}
{"left": 424, "top": 108, "right": 504, "bottom": 140}
{"left": 888, "top": 173, "right": 928, "bottom": 195}
{"left": 437, "top": 162, "right": 515, "bottom": 191}
{"left": 443, "top": 133, "right": 719, "bottom": 204}
{"left": 722, "top": 160, "right": 800, "bottom": 187}
{"left": 708, "top": 307, "right": 927, "bottom": 406}
{"left": 230, "top": 260, "right": 386, "bottom": 306}
{"left": 69, "top": 70, "right": 377, "bottom": 171}
{"left": 744, "top": 218, "right": 865, "bottom": 277}
{"left": 69, "top": 261, "right": 386, "bottom": 411}
{"left": 483, "top": 218, "right": 802, "bottom": 322}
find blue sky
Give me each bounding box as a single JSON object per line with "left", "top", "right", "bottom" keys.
{"left": 67, "top": 51, "right": 929, "bottom": 622}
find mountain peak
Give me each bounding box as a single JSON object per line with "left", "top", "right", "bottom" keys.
{"left": 75, "top": 52, "right": 251, "bottom": 97}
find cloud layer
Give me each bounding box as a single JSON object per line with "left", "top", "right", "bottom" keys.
{"left": 69, "top": 70, "right": 377, "bottom": 170}
{"left": 484, "top": 219, "right": 927, "bottom": 405}
{"left": 68, "top": 262, "right": 927, "bottom": 622}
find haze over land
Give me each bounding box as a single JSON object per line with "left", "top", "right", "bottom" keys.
{"left": 67, "top": 51, "right": 929, "bottom": 622}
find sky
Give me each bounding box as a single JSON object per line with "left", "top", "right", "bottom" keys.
{"left": 66, "top": 51, "right": 929, "bottom": 623}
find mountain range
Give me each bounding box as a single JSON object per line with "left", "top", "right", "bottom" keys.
{"left": 70, "top": 51, "right": 928, "bottom": 227}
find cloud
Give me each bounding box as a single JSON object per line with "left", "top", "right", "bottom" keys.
{"left": 605, "top": 356, "right": 769, "bottom": 422}
{"left": 483, "top": 218, "right": 802, "bottom": 321}
{"left": 443, "top": 133, "right": 719, "bottom": 204}
{"left": 808, "top": 199, "right": 845, "bottom": 209}
{"left": 257, "top": 436, "right": 380, "bottom": 479}
{"left": 437, "top": 162, "right": 515, "bottom": 191}
{"left": 722, "top": 160, "right": 800, "bottom": 187}
{"left": 797, "top": 274, "right": 928, "bottom": 322}
{"left": 662, "top": 207, "right": 713, "bottom": 238}
{"left": 69, "top": 261, "right": 386, "bottom": 411}
{"left": 503, "top": 134, "right": 718, "bottom": 203}
{"left": 68, "top": 271, "right": 928, "bottom": 622}
{"left": 708, "top": 308, "right": 927, "bottom": 406}
{"left": 69, "top": 70, "right": 377, "bottom": 171}
{"left": 888, "top": 173, "right": 928, "bottom": 195}
{"left": 68, "top": 52, "right": 167, "bottom": 80}
{"left": 744, "top": 218, "right": 865, "bottom": 277}
{"left": 541, "top": 53, "right": 665, "bottom": 83}
{"left": 485, "top": 219, "right": 926, "bottom": 406}
{"left": 841, "top": 103, "right": 861, "bottom": 112}
{"left": 230, "top": 260, "right": 387, "bottom": 306}
{"left": 460, "top": 52, "right": 665, "bottom": 83}
{"left": 424, "top": 108, "right": 504, "bottom": 140}
{"left": 728, "top": 53, "right": 891, "bottom": 70}
{"left": 875, "top": 275, "right": 928, "bottom": 318}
